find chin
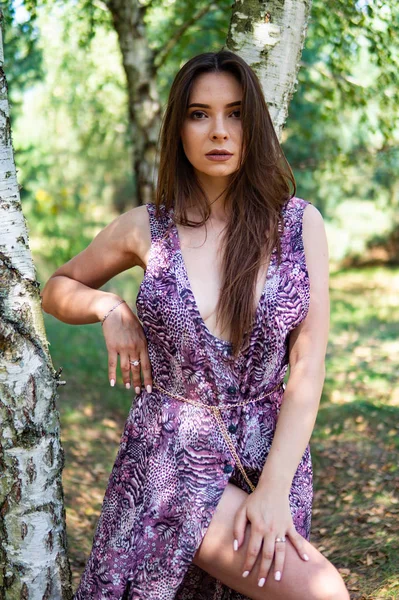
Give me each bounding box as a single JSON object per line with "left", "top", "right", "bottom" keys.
{"left": 197, "top": 164, "right": 238, "bottom": 177}
{"left": 201, "top": 171, "right": 234, "bottom": 180}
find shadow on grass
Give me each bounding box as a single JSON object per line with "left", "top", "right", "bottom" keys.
{"left": 312, "top": 401, "right": 398, "bottom": 596}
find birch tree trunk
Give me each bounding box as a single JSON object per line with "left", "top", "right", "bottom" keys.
{"left": 0, "top": 13, "right": 72, "bottom": 600}
{"left": 226, "top": 0, "right": 312, "bottom": 140}
{"left": 106, "top": 0, "right": 162, "bottom": 207}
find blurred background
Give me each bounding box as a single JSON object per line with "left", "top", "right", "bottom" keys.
{"left": 3, "top": 1, "right": 399, "bottom": 597}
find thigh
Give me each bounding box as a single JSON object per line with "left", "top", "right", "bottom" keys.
{"left": 193, "top": 482, "right": 350, "bottom": 600}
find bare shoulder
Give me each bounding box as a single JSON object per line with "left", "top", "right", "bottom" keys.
{"left": 302, "top": 203, "right": 328, "bottom": 250}
{"left": 302, "top": 203, "right": 329, "bottom": 287}
{"left": 117, "top": 204, "right": 152, "bottom": 268}
{"left": 303, "top": 202, "right": 325, "bottom": 231}
{"left": 47, "top": 204, "right": 152, "bottom": 290}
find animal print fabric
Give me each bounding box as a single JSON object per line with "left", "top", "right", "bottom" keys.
{"left": 73, "top": 196, "right": 313, "bottom": 599}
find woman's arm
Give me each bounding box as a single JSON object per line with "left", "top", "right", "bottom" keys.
{"left": 258, "top": 203, "right": 330, "bottom": 492}
{"left": 41, "top": 205, "right": 150, "bottom": 323}
{"left": 233, "top": 203, "right": 330, "bottom": 585}
{"left": 41, "top": 204, "right": 153, "bottom": 392}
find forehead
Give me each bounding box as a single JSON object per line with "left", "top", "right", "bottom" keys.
{"left": 189, "top": 71, "right": 242, "bottom": 103}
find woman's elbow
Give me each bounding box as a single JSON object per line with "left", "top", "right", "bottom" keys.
{"left": 290, "top": 358, "right": 326, "bottom": 381}
{"left": 40, "top": 278, "right": 54, "bottom": 314}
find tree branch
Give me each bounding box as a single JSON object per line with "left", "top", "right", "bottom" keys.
{"left": 154, "top": 3, "right": 217, "bottom": 69}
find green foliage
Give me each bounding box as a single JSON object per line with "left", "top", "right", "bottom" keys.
{"left": 284, "top": 0, "right": 399, "bottom": 217}
{"left": 6, "top": 0, "right": 399, "bottom": 268}
{"left": 144, "top": 0, "right": 232, "bottom": 102}
{"left": 2, "top": 2, "right": 44, "bottom": 116}
{"left": 10, "top": 3, "right": 132, "bottom": 267}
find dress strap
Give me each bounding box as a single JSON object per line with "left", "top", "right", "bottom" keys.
{"left": 145, "top": 202, "right": 174, "bottom": 244}
{"left": 283, "top": 196, "right": 312, "bottom": 273}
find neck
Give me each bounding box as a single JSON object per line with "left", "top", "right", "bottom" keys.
{"left": 193, "top": 170, "right": 232, "bottom": 220}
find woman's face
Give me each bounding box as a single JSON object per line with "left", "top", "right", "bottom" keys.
{"left": 180, "top": 71, "right": 243, "bottom": 182}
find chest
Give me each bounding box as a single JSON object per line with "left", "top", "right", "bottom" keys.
{"left": 175, "top": 222, "right": 271, "bottom": 341}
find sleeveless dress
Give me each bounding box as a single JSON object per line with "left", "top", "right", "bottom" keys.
{"left": 73, "top": 195, "right": 313, "bottom": 600}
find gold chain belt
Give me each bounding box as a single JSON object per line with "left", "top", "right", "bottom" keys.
{"left": 152, "top": 381, "right": 284, "bottom": 493}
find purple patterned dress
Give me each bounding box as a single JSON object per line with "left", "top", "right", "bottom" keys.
{"left": 73, "top": 196, "right": 313, "bottom": 600}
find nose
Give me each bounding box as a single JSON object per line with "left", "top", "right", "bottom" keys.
{"left": 210, "top": 115, "right": 229, "bottom": 140}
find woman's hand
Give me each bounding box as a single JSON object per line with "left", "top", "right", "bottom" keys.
{"left": 233, "top": 486, "right": 309, "bottom": 586}
{"left": 101, "top": 298, "right": 152, "bottom": 394}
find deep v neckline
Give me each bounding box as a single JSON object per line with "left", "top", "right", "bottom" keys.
{"left": 171, "top": 215, "right": 278, "bottom": 348}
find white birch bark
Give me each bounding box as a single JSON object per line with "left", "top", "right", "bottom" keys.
{"left": 226, "top": 0, "right": 312, "bottom": 140}
{"left": 0, "top": 14, "right": 72, "bottom": 600}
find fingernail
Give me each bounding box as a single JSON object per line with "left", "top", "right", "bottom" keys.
{"left": 258, "top": 578, "right": 265, "bottom": 587}
{"left": 303, "top": 553, "right": 309, "bottom": 561}
{"left": 146, "top": 384, "right": 152, "bottom": 393}
{"left": 135, "top": 386, "right": 141, "bottom": 395}
{"left": 125, "top": 382, "right": 131, "bottom": 390}
{"left": 233, "top": 539, "right": 238, "bottom": 551}
{"left": 275, "top": 571, "right": 281, "bottom": 581}
{"left": 242, "top": 571, "right": 250, "bottom": 578}
{"left": 110, "top": 379, "right": 115, "bottom": 387}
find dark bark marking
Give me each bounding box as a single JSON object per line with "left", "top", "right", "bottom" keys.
{"left": 26, "top": 457, "right": 36, "bottom": 484}
{"left": 21, "top": 521, "right": 28, "bottom": 540}
{"left": 43, "top": 440, "right": 54, "bottom": 467}
{"left": 45, "top": 529, "right": 54, "bottom": 553}
{"left": 20, "top": 581, "right": 29, "bottom": 600}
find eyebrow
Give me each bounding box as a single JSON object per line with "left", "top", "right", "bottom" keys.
{"left": 187, "top": 101, "right": 242, "bottom": 109}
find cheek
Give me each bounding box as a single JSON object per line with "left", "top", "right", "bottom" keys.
{"left": 234, "top": 123, "right": 243, "bottom": 141}
{"left": 181, "top": 125, "right": 201, "bottom": 158}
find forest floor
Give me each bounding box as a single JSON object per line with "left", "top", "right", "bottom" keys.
{"left": 43, "top": 266, "right": 399, "bottom": 599}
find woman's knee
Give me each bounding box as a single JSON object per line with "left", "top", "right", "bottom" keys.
{"left": 193, "top": 482, "right": 350, "bottom": 600}
{"left": 304, "top": 557, "right": 350, "bottom": 600}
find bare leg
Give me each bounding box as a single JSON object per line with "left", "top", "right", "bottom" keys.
{"left": 193, "top": 482, "right": 350, "bottom": 600}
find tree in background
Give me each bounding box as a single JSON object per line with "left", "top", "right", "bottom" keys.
{"left": 0, "top": 10, "right": 73, "bottom": 599}
{"left": 0, "top": 1, "right": 312, "bottom": 596}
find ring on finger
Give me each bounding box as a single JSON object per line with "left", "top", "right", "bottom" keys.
{"left": 275, "top": 536, "right": 286, "bottom": 543}
{"left": 129, "top": 359, "right": 141, "bottom": 367}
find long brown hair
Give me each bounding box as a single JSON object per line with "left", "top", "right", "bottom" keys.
{"left": 155, "top": 50, "right": 296, "bottom": 357}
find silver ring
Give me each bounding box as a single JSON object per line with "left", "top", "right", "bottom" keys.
{"left": 275, "top": 536, "right": 286, "bottom": 543}
{"left": 129, "top": 359, "right": 141, "bottom": 367}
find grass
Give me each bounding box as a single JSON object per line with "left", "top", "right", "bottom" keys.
{"left": 310, "top": 267, "right": 399, "bottom": 599}
{"left": 42, "top": 265, "right": 399, "bottom": 598}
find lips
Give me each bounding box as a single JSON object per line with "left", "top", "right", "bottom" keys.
{"left": 206, "top": 149, "right": 233, "bottom": 155}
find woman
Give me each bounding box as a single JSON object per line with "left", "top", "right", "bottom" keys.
{"left": 42, "top": 50, "right": 349, "bottom": 599}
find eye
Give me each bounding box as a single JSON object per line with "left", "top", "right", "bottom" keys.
{"left": 190, "top": 110, "right": 207, "bottom": 119}
{"left": 188, "top": 109, "right": 241, "bottom": 120}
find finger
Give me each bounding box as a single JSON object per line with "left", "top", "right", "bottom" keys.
{"left": 241, "top": 525, "right": 264, "bottom": 578}
{"left": 272, "top": 538, "right": 286, "bottom": 583}
{"left": 232, "top": 505, "right": 248, "bottom": 551}
{"left": 120, "top": 353, "right": 131, "bottom": 389}
{"left": 288, "top": 527, "right": 309, "bottom": 562}
{"left": 129, "top": 355, "right": 142, "bottom": 394}
{"left": 108, "top": 350, "right": 118, "bottom": 387}
{"left": 140, "top": 352, "right": 153, "bottom": 393}
{"left": 256, "top": 535, "right": 275, "bottom": 586}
